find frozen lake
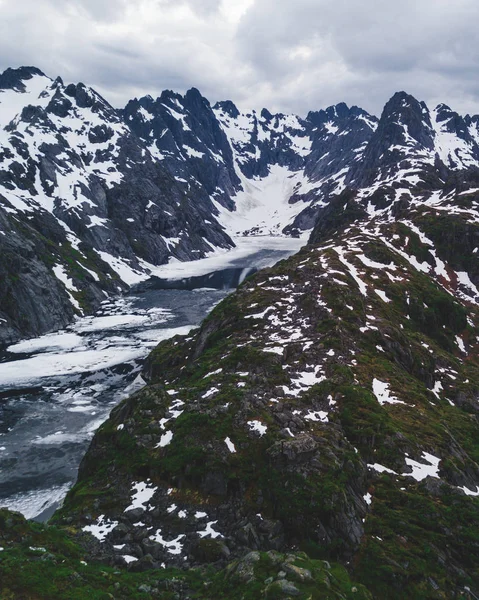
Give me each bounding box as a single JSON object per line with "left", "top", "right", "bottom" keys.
{"left": 0, "top": 239, "right": 304, "bottom": 521}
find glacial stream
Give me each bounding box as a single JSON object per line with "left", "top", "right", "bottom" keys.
{"left": 0, "top": 243, "right": 301, "bottom": 521}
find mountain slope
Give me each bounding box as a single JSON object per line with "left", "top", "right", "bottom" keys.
{"left": 0, "top": 68, "right": 235, "bottom": 344}
{"left": 52, "top": 177, "right": 479, "bottom": 597}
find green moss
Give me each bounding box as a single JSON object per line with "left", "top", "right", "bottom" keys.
{"left": 339, "top": 385, "right": 394, "bottom": 455}
{"left": 396, "top": 223, "right": 434, "bottom": 267}
{"left": 416, "top": 211, "right": 479, "bottom": 277}
{"left": 192, "top": 538, "right": 225, "bottom": 563}
{"left": 0, "top": 509, "right": 371, "bottom": 600}
{"left": 354, "top": 481, "right": 479, "bottom": 599}
{"left": 363, "top": 240, "right": 400, "bottom": 266}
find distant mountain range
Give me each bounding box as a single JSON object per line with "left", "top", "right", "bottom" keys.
{"left": 1, "top": 65, "right": 479, "bottom": 344}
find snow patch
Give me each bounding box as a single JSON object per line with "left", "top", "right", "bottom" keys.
{"left": 372, "top": 379, "right": 406, "bottom": 406}
{"left": 82, "top": 515, "right": 118, "bottom": 542}
{"left": 224, "top": 437, "right": 236, "bottom": 453}
{"left": 198, "top": 520, "right": 223, "bottom": 539}
{"left": 125, "top": 481, "right": 157, "bottom": 512}
{"left": 368, "top": 463, "right": 397, "bottom": 475}
{"left": 156, "top": 430, "right": 173, "bottom": 448}
{"left": 149, "top": 529, "right": 185, "bottom": 555}
{"left": 247, "top": 420, "right": 267, "bottom": 436}
{"left": 402, "top": 452, "right": 440, "bottom": 481}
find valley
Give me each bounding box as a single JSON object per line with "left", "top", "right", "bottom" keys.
{"left": 1, "top": 63, "right": 479, "bottom": 598}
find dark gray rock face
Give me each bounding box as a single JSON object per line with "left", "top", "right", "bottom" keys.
{"left": 123, "top": 89, "right": 240, "bottom": 211}
{"left": 0, "top": 66, "right": 45, "bottom": 92}
{"left": 0, "top": 202, "right": 125, "bottom": 346}
{"left": 306, "top": 103, "right": 378, "bottom": 182}
{"left": 348, "top": 91, "right": 435, "bottom": 188}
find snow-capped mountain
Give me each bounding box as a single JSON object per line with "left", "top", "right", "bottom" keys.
{"left": 2, "top": 66, "right": 479, "bottom": 344}
{"left": 124, "top": 94, "right": 379, "bottom": 236}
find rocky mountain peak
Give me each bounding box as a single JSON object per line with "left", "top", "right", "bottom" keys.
{"left": 213, "top": 99, "right": 240, "bottom": 118}
{"left": 184, "top": 86, "right": 209, "bottom": 108}
{"left": 51, "top": 75, "right": 64, "bottom": 88}
{"left": 62, "top": 81, "right": 113, "bottom": 115}
{"left": 378, "top": 90, "right": 434, "bottom": 148}
{"left": 331, "top": 101, "right": 351, "bottom": 119}
{"left": 433, "top": 103, "right": 471, "bottom": 141}
{"left": 306, "top": 101, "right": 373, "bottom": 128}
{"left": 306, "top": 105, "right": 339, "bottom": 127}
{"left": 260, "top": 107, "right": 273, "bottom": 121}
{"left": 0, "top": 65, "right": 47, "bottom": 91}
{"left": 158, "top": 88, "right": 184, "bottom": 107}
{"left": 435, "top": 102, "right": 454, "bottom": 118}
{"left": 347, "top": 91, "right": 435, "bottom": 188}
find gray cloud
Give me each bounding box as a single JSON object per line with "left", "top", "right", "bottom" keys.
{"left": 1, "top": 0, "right": 479, "bottom": 117}
{"left": 234, "top": 0, "right": 479, "bottom": 115}
{"left": 160, "top": 0, "right": 223, "bottom": 17}
{"left": 63, "top": 0, "right": 129, "bottom": 22}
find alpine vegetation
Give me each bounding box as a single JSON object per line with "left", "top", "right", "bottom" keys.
{"left": 2, "top": 65, "right": 479, "bottom": 599}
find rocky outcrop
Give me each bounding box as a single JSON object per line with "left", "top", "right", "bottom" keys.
{"left": 0, "top": 508, "right": 371, "bottom": 599}
{"left": 0, "top": 203, "right": 124, "bottom": 345}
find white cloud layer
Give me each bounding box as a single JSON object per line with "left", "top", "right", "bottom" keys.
{"left": 1, "top": 0, "right": 479, "bottom": 116}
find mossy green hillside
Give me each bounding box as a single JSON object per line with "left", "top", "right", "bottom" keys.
{"left": 56, "top": 216, "right": 479, "bottom": 599}
{"left": 0, "top": 509, "right": 370, "bottom": 600}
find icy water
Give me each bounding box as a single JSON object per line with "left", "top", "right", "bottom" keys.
{"left": 0, "top": 289, "right": 228, "bottom": 521}
{"left": 0, "top": 243, "right": 302, "bottom": 521}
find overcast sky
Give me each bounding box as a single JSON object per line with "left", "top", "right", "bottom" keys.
{"left": 1, "top": 0, "right": 479, "bottom": 117}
